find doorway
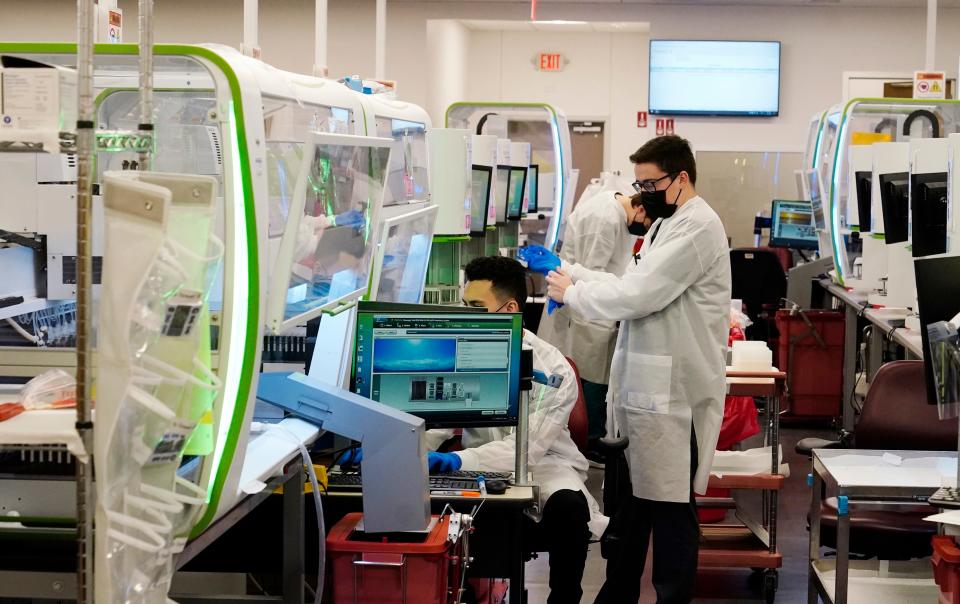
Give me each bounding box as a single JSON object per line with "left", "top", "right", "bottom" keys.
{"left": 569, "top": 121, "right": 605, "bottom": 208}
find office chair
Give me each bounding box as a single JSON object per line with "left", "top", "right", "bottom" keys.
{"left": 797, "top": 360, "right": 958, "bottom": 559}
{"left": 564, "top": 356, "right": 590, "bottom": 454}
{"left": 730, "top": 248, "right": 788, "bottom": 344}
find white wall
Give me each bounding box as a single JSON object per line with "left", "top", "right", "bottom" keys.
{"left": 458, "top": 26, "right": 647, "bottom": 175}
{"left": 425, "top": 20, "right": 470, "bottom": 125}
{"left": 6, "top": 0, "right": 960, "bottom": 157}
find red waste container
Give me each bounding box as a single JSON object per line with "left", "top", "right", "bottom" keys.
{"left": 776, "top": 310, "right": 845, "bottom": 418}
{"left": 933, "top": 535, "right": 960, "bottom": 604}
{"left": 327, "top": 513, "right": 452, "bottom": 604}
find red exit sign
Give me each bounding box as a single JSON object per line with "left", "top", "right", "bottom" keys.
{"left": 537, "top": 53, "right": 564, "bottom": 72}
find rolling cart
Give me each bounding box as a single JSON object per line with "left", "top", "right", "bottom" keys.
{"left": 697, "top": 368, "right": 787, "bottom": 603}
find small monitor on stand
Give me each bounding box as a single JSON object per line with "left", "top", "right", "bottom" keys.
{"left": 470, "top": 165, "right": 493, "bottom": 237}
{"left": 879, "top": 172, "right": 910, "bottom": 245}
{"left": 915, "top": 255, "right": 960, "bottom": 405}
{"left": 855, "top": 171, "right": 873, "bottom": 233}
{"left": 527, "top": 164, "right": 540, "bottom": 213}
{"left": 352, "top": 306, "right": 523, "bottom": 428}
{"left": 506, "top": 166, "right": 528, "bottom": 221}
{"left": 769, "top": 200, "right": 819, "bottom": 250}
{"left": 911, "top": 172, "right": 949, "bottom": 258}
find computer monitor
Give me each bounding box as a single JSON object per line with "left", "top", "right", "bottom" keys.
{"left": 807, "top": 169, "right": 826, "bottom": 230}
{"left": 854, "top": 171, "right": 873, "bottom": 233}
{"left": 370, "top": 205, "right": 438, "bottom": 304}
{"left": 769, "top": 200, "right": 819, "bottom": 250}
{"left": 507, "top": 167, "right": 528, "bottom": 221}
{"left": 911, "top": 172, "right": 949, "bottom": 258}
{"left": 879, "top": 172, "right": 910, "bottom": 245}
{"left": 494, "top": 165, "right": 511, "bottom": 223}
{"left": 915, "top": 255, "right": 960, "bottom": 404}
{"left": 353, "top": 307, "right": 523, "bottom": 428}
{"left": 527, "top": 164, "right": 540, "bottom": 213}
{"left": 470, "top": 165, "right": 493, "bottom": 237}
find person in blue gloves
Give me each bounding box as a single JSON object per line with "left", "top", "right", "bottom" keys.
{"left": 422, "top": 256, "right": 607, "bottom": 604}
{"left": 522, "top": 188, "right": 640, "bottom": 463}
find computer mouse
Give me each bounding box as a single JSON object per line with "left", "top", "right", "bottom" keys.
{"left": 486, "top": 479, "right": 508, "bottom": 495}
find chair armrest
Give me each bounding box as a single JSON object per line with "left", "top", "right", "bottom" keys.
{"left": 795, "top": 437, "right": 843, "bottom": 457}
{"left": 594, "top": 436, "right": 629, "bottom": 457}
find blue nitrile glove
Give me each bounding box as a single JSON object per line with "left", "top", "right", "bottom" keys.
{"left": 428, "top": 451, "right": 463, "bottom": 472}
{"left": 547, "top": 299, "right": 563, "bottom": 315}
{"left": 336, "top": 447, "right": 363, "bottom": 466}
{"left": 333, "top": 209, "right": 364, "bottom": 228}
{"left": 518, "top": 244, "right": 561, "bottom": 276}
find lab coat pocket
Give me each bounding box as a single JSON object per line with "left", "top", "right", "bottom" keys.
{"left": 623, "top": 353, "right": 672, "bottom": 415}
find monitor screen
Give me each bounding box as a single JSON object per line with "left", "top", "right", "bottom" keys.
{"left": 808, "top": 169, "right": 826, "bottom": 230}
{"left": 527, "top": 164, "right": 539, "bottom": 213}
{"left": 507, "top": 167, "right": 528, "bottom": 221}
{"left": 915, "top": 255, "right": 960, "bottom": 405}
{"left": 855, "top": 171, "right": 873, "bottom": 233}
{"left": 372, "top": 206, "right": 438, "bottom": 304}
{"left": 353, "top": 309, "right": 523, "bottom": 428}
{"left": 649, "top": 40, "right": 781, "bottom": 117}
{"left": 910, "top": 172, "right": 949, "bottom": 258}
{"left": 769, "top": 200, "right": 818, "bottom": 250}
{"left": 470, "top": 166, "right": 493, "bottom": 237}
{"left": 879, "top": 172, "right": 910, "bottom": 245}
{"left": 494, "top": 166, "right": 511, "bottom": 223}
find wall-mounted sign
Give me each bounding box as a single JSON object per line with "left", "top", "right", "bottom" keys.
{"left": 533, "top": 53, "right": 567, "bottom": 72}
{"left": 655, "top": 118, "right": 665, "bottom": 136}
{"left": 914, "top": 71, "right": 946, "bottom": 99}
{"left": 637, "top": 111, "right": 648, "bottom": 128}
{"left": 665, "top": 118, "right": 675, "bottom": 135}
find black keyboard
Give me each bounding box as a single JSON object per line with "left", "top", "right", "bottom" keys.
{"left": 326, "top": 470, "right": 512, "bottom": 492}
{"left": 929, "top": 487, "right": 960, "bottom": 509}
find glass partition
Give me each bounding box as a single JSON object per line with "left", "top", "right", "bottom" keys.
{"left": 372, "top": 205, "right": 439, "bottom": 303}
{"left": 375, "top": 117, "right": 428, "bottom": 205}
{"left": 267, "top": 133, "right": 391, "bottom": 332}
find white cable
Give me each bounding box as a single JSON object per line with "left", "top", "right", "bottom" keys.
{"left": 5, "top": 318, "right": 43, "bottom": 346}
{"left": 254, "top": 423, "right": 325, "bottom": 604}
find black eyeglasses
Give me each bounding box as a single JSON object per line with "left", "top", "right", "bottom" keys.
{"left": 632, "top": 173, "right": 677, "bottom": 193}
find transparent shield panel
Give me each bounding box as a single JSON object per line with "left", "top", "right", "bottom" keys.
{"left": 97, "top": 90, "right": 222, "bottom": 185}
{"left": 374, "top": 207, "right": 439, "bottom": 303}
{"left": 280, "top": 137, "right": 390, "bottom": 322}
{"left": 375, "top": 117, "right": 429, "bottom": 205}
{"left": 264, "top": 98, "right": 353, "bottom": 237}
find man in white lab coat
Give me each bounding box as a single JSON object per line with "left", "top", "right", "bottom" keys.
{"left": 427, "top": 256, "right": 607, "bottom": 604}
{"left": 546, "top": 136, "right": 731, "bottom": 604}
{"left": 537, "top": 186, "right": 638, "bottom": 450}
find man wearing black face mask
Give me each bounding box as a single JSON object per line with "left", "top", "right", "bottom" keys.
{"left": 546, "top": 136, "right": 732, "bottom": 604}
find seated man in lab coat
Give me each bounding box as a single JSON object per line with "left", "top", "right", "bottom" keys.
{"left": 426, "top": 256, "right": 607, "bottom": 604}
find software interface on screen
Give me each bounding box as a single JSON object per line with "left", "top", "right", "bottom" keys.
{"left": 495, "top": 166, "right": 511, "bottom": 222}
{"left": 470, "top": 166, "right": 493, "bottom": 235}
{"left": 649, "top": 40, "right": 781, "bottom": 116}
{"left": 528, "top": 165, "right": 539, "bottom": 213}
{"left": 507, "top": 167, "right": 528, "bottom": 220}
{"left": 353, "top": 312, "right": 522, "bottom": 426}
{"left": 770, "top": 200, "right": 818, "bottom": 249}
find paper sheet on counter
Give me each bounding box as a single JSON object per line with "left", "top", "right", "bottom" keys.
{"left": 710, "top": 446, "right": 789, "bottom": 477}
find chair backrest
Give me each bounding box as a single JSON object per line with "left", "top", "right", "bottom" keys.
{"left": 855, "top": 360, "right": 959, "bottom": 451}
{"left": 564, "top": 356, "right": 590, "bottom": 453}
{"left": 757, "top": 246, "right": 794, "bottom": 273}
{"left": 730, "top": 248, "right": 788, "bottom": 311}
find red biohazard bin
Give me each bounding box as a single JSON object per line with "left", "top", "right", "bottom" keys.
{"left": 775, "top": 310, "right": 845, "bottom": 418}
{"left": 326, "top": 513, "right": 451, "bottom": 604}
{"left": 932, "top": 535, "right": 960, "bottom": 604}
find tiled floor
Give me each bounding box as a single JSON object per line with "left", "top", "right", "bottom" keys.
{"left": 522, "top": 425, "right": 833, "bottom": 604}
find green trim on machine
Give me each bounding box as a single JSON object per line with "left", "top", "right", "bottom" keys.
{"left": 0, "top": 43, "right": 260, "bottom": 539}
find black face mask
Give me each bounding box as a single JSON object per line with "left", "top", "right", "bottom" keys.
{"left": 639, "top": 178, "right": 682, "bottom": 221}
{"left": 627, "top": 217, "right": 648, "bottom": 236}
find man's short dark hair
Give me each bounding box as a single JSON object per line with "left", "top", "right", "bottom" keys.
{"left": 464, "top": 256, "right": 527, "bottom": 311}
{"left": 629, "top": 135, "right": 697, "bottom": 185}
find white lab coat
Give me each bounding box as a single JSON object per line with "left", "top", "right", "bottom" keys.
{"left": 425, "top": 330, "right": 608, "bottom": 538}
{"left": 562, "top": 196, "right": 731, "bottom": 503}
{"left": 538, "top": 190, "right": 635, "bottom": 385}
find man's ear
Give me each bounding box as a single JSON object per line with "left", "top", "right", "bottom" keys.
{"left": 507, "top": 300, "right": 521, "bottom": 313}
